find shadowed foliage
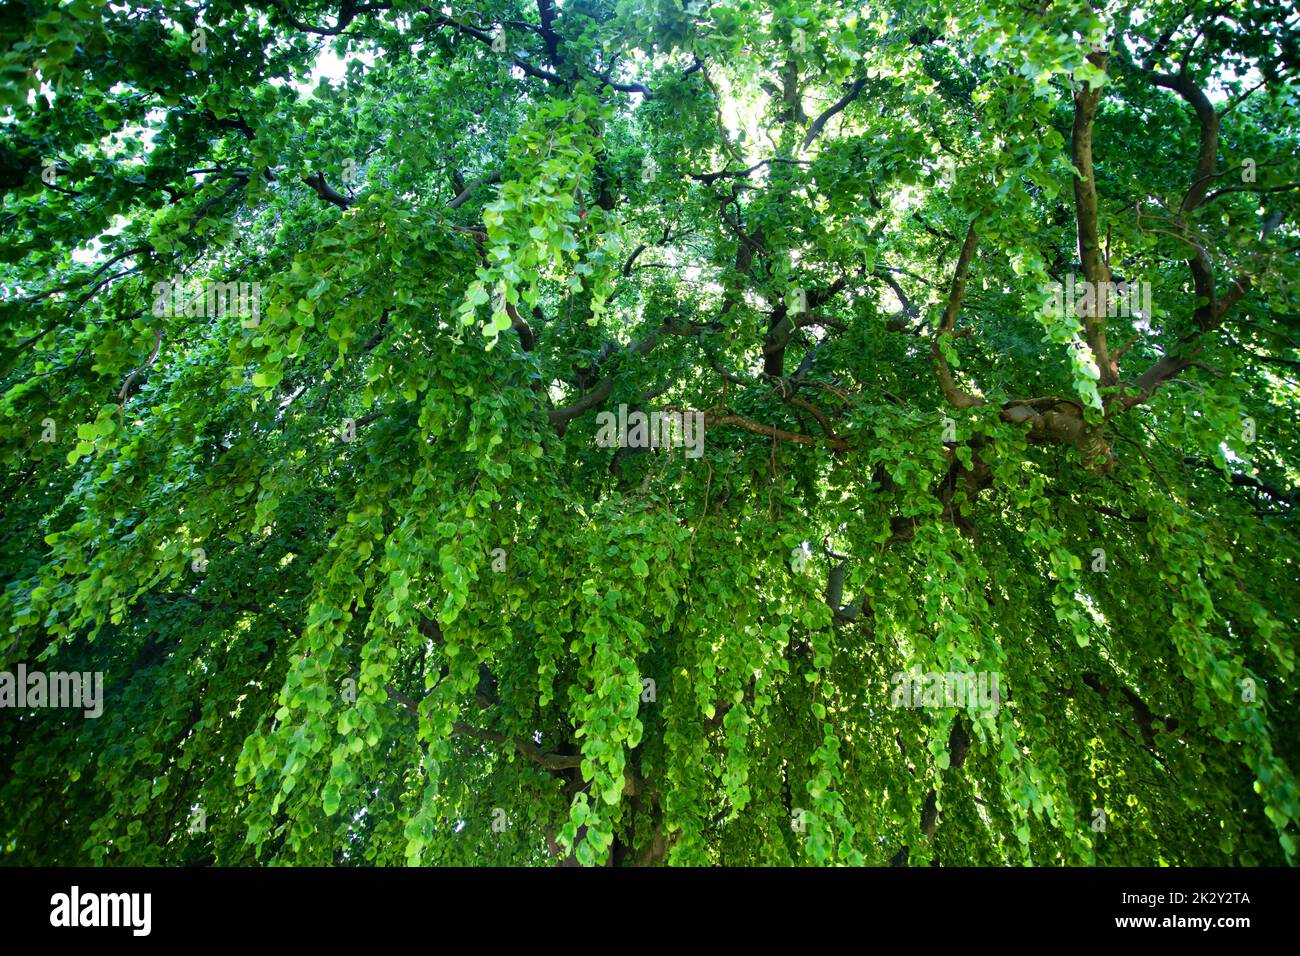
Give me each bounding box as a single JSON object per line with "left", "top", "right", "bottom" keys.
{"left": 1, "top": 0, "right": 1298, "bottom": 866}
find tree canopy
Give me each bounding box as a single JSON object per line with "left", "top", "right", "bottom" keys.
{"left": 1, "top": 0, "right": 1298, "bottom": 867}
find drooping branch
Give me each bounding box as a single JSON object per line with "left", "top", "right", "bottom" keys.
{"left": 892, "top": 717, "right": 970, "bottom": 866}
{"left": 1079, "top": 672, "right": 1180, "bottom": 757}
{"left": 386, "top": 686, "right": 582, "bottom": 771}
{"left": 382, "top": 617, "right": 580, "bottom": 772}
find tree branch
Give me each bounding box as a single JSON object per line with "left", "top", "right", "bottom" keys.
{"left": 931, "top": 224, "right": 986, "bottom": 409}
{"left": 1071, "top": 53, "right": 1118, "bottom": 385}
{"left": 802, "top": 75, "right": 868, "bottom": 149}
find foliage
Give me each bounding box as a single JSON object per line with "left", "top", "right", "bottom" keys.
{"left": 1, "top": 0, "right": 1298, "bottom": 866}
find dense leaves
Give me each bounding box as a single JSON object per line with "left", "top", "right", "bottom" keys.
{"left": 1, "top": 0, "right": 1298, "bottom": 866}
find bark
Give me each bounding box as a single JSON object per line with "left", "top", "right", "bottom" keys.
{"left": 1071, "top": 54, "right": 1118, "bottom": 385}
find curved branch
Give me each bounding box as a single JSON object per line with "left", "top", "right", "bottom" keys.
{"left": 931, "top": 224, "right": 986, "bottom": 409}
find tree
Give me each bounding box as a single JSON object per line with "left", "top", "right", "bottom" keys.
{"left": 1, "top": 0, "right": 1298, "bottom": 867}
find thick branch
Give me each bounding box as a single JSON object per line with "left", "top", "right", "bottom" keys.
{"left": 302, "top": 171, "right": 353, "bottom": 209}
{"left": 802, "top": 76, "right": 868, "bottom": 149}
{"left": 1071, "top": 54, "right": 1118, "bottom": 385}
{"left": 448, "top": 171, "right": 502, "bottom": 209}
